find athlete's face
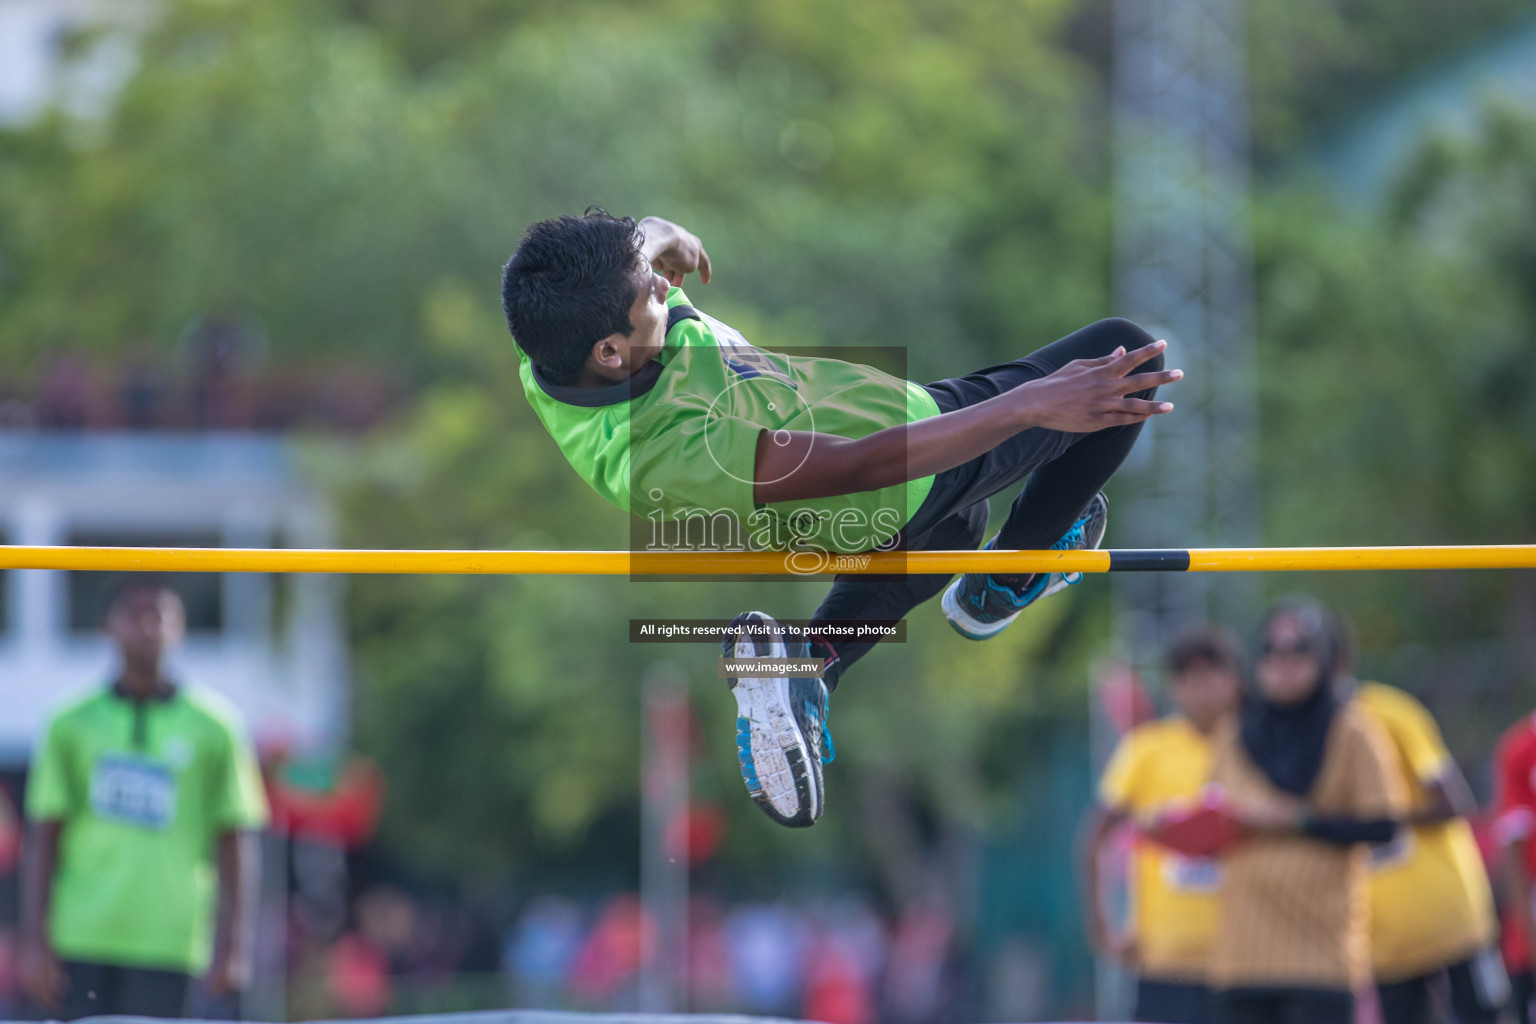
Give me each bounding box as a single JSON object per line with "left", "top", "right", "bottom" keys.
{"left": 1170, "top": 660, "right": 1241, "bottom": 732}
{"left": 1256, "top": 615, "right": 1322, "bottom": 707}
{"left": 619, "top": 260, "right": 671, "bottom": 368}
{"left": 579, "top": 260, "right": 671, "bottom": 385}
{"left": 108, "top": 588, "right": 186, "bottom": 666}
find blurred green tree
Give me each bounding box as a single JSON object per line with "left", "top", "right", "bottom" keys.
{"left": 321, "top": 0, "right": 1114, "bottom": 900}
{"left": 5, "top": 0, "right": 1536, "bottom": 915}
{"left": 1242, "top": 102, "right": 1536, "bottom": 768}
{"left": 1061, "top": 0, "right": 1536, "bottom": 158}
{"left": 0, "top": 0, "right": 1112, "bottom": 891}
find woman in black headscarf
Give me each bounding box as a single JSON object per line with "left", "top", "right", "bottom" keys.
{"left": 1238, "top": 597, "right": 1344, "bottom": 799}
{"left": 1205, "top": 597, "right": 1406, "bottom": 1024}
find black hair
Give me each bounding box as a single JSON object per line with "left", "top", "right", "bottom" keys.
{"left": 500, "top": 208, "right": 645, "bottom": 386}
{"left": 1166, "top": 623, "right": 1244, "bottom": 676}
{"left": 107, "top": 574, "right": 181, "bottom": 617}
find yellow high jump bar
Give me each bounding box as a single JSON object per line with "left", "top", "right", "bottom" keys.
{"left": 0, "top": 545, "right": 1534, "bottom": 575}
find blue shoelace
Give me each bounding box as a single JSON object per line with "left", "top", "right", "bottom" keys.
{"left": 804, "top": 700, "right": 835, "bottom": 765}
{"left": 1055, "top": 516, "right": 1089, "bottom": 585}
{"left": 980, "top": 512, "right": 1091, "bottom": 599}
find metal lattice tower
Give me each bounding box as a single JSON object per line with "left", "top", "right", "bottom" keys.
{"left": 1111, "top": 0, "right": 1260, "bottom": 648}
{"left": 1098, "top": 7, "right": 1260, "bottom": 1015}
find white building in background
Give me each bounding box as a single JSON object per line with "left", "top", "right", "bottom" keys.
{"left": 0, "top": 0, "right": 146, "bottom": 126}
{"left": 0, "top": 434, "right": 349, "bottom": 763}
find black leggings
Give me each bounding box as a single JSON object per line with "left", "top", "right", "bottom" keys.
{"left": 809, "top": 318, "right": 1162, "bottom": 686}
{"left": 1211, "top": 987, "right": 1354, "bottom": 1024}
{"left": 1135, "top": 977, "right": 1214, "bottom": 1023}
{"left": 1377, "top": 949, "right": 1510, "bottom": 1024}
{"left": 60, "top": 960, "right": 191, "bottom": 1020}
{"left": 1513, "top": 969, "right": 1533, "bottom": 1024}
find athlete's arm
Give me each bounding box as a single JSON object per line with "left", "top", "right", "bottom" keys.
{"left": 207, "top": 830, "right": 261, "bottom": 995}
{"left": 753, "top": 342, "right": 1179, "bottom": 504}
{"left": 638, "top": 216, "right": 711, "bottom": 286}
{"left": 18, "top": 820, "right": 65, "bottom": 1012}
{"left": 1079, "top": 806, "right": 1137, "bottom": 963}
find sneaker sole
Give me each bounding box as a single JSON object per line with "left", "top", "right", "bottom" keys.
{"left": 940, "top": 580, "right": 1020, "bottom": 641}
{"left": 726, "top": 613, "right": 823, "bottom": 828}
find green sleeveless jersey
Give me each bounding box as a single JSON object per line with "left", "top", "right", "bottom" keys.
{"left": 518, "top": 289, "right": 940, "bottom": 555}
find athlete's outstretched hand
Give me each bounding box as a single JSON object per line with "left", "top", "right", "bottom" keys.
{"left": 639, "top": 216, "right": 712, "bottom": 287}
{"left": 1017, "top": 340, "right": 1181, "bottom": 431}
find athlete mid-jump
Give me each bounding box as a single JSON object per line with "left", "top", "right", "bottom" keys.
{"left": 502, "top": 210, "right": 1179, "bottom": 827}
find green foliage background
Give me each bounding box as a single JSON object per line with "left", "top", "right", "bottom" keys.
{"left": 4, "top": 0, "right": 1536, "bottom": 983}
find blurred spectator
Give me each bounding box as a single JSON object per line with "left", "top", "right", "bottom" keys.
{"left": 314, "top": 371, "right": 395, "bottom": 433}
{"left": 325, "top": 930, "right": 391, "bottom": 1018}
{"left": 985, "top": 936, "right": 1050, "bottom": 1023}
{"left": 408, "top": 899, "right": 499, "bottom": 987}
{"left": 0, "top": 785, "right": 18, "bottom": 1019}
{"left": 0, "top": 396, "right": 32, "bottom": 428}
{"left": 0, "top": 926, "right": 16, "bottom": 1020}
{"left": 1082, "top": 625, "right": 1243, "bottom": 1024}
{"left": 823, "top": 896, "right": 887, "bottom": 995}
{"left": 0, "top": 348, "right": 397, "bottom": 433}
{"left": 804, "top": 897, "right": 884, "bottom": 1024}
{"left": 1099, "top": 661, "right": 1158, "bottom": 734}
{"left": 1347, "top": 664, "right": 1506, "bottom": 1023}
{"left": 186, "top": 314, "right": 258, "bottom": 430}
{"left": 262, "top": 741, "right": 386, "bottom": 997}
{"left": 882, "top": 888, "right": 954, "bottom": 1024}
{"left": 324, "top": 885, "right": 417, "bottom": 1017}
{"left": 1492, "top": 710, "right": 1536, "bottom": 1023}
{"left": 35, "top": 354, "right": 99, "bottom": 430}
{"left": 685, "top": 896, "right": 733, "bottom": 1012}
{"left": 19, "top": 579, "right": 268, "bottom": 1020}
{"left": 1208, "top": 598, "right": 1406, "bottom": 1024}
{"left": 567, "top": 893, "right": 651, "bottom": 1009}
{"left": 357, "top": 886, "right": 417, "bottom": 974}
{"left": 264, "top": 748, "right": 384, "bottom": 850}
{"left": 504, "top": 896, "right": 584, "bottom": 1008}
{"left": 289, "top": 835, "right": 351, "bottom": 951}
{"left": 0, "top": 785, "right": 19, "bottom": 875}
{"left": 804, "top": 933, "right": 874, "bottom": 1024}
{"left": 723, "top": 901, "right": 809, "bottom": 1017}
{"left": 118, "top": 353, "right": 172, "bottom": 430}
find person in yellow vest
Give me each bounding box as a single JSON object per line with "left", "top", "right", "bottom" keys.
{"left": 1347, "top": 673, "right": 1507, "bottom": 1022}
{"left": 1082, "top": 626, "right": 1243, "bottom": 1024}
{"left": 1207, "top": 597, "right": 1407, "bottom": 1024}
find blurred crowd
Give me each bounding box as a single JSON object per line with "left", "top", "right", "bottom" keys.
{"left": 0, "top": 326, "right": 394, "bottom": 433}
{"left": 301, "top": 887, "right": 955, "bottom": 1024}
{"left": 0, "top": 819, "right": 966, "bottom": 1023}
{"left": 1084, "top": 596, "right": 1536, "bottom": 1024}
{"left": 7, "top": 574, "right": 1536, "bottom": 1024}
{"left": 0, "top": 575, "right": 976, "bottom": 1024}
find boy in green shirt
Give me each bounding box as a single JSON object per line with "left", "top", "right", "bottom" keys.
{"left": 19, "top": 580, "right": 268, "bottom": 1019}
{"left": 503, "top": 210, "right": 1179, "bottom": 827}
